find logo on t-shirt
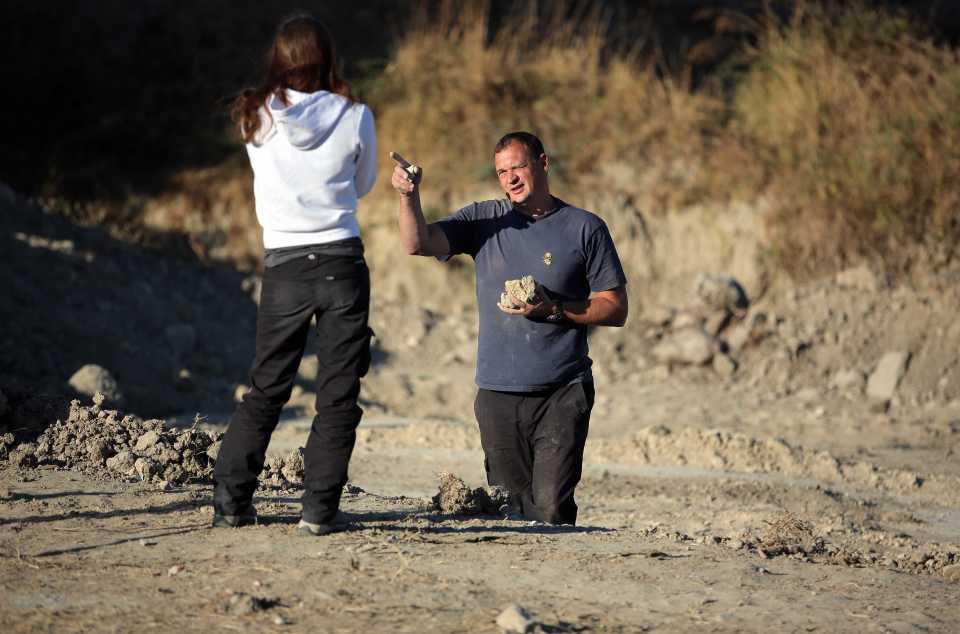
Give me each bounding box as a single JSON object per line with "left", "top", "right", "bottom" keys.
{"left": 543, "top": 251, "right": 553, "bottom": 266}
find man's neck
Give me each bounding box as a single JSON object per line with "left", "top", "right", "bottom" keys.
{"left": 514, "top": 194, "right": 556, "bottom": 218}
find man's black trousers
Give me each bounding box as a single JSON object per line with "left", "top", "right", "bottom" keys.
{"left": 474, "top": 382, "right": 594, "bottom": 525}
{"left": 213, "top": 253, "right": 371, "bottom": 524}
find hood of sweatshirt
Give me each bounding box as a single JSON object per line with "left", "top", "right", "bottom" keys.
{"left": 261, "top": 89, "right": 352, "bottom": 150}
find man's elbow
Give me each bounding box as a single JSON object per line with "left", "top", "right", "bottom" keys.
{"left": 609, "top": 308, "right": 628, "bottom": 327}
{"left": 611, "top": 294, "right": 629, "bottom": 327}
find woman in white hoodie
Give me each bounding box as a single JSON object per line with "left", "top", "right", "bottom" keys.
{"left": 213, "top": 15, "right": 377, "bottom": 536}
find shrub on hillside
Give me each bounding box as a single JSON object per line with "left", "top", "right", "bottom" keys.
{"left": 733, "top": 3, "right": 960, "bottom": 276}
{"left": 366, "top": 2, "right": 717, "bottom": 220}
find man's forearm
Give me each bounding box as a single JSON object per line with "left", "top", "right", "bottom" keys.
{"left": 558, "top": 291, "right": 628, "bottom": 327}
{"left": 398, "top": 192, "right": 430, "bottom": 255}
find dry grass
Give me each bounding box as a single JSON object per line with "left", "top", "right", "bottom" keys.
{"left": 732, "top": 3, "right": 960, "bottom": 277}
{"left": 365, "top": 0, "right": 960, "bottom": 281}
{"left": 45, "top": 1, "right": 959, "bottom": 285}
{"left": 365, "top": 1, "right": 717, "bottom": 222}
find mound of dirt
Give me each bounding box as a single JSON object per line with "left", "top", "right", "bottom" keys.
{"left": 261, "top": 448, "right": 305, "bottom": 489}
{"left": 756, "top": 512, "right": 826, "bottom": 557}
{"left": 587, "top": 425, "right": 953, "bottom": 498}
{"left": 432, "top": 472, "right": 509, "bottom": 515}
{"left": 644, "top": 517, "right": 960, "bottom": 579}
{"left": 6, "top": 394, "right": 221, "bottom": 485}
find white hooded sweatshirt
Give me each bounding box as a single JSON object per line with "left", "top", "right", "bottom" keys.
{"left": 245, "top": 89, "right": 377, "bottom": 249}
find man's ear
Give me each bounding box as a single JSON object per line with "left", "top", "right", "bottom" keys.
{"left": 539, "top": 153, "right": 549, "bottom": 172}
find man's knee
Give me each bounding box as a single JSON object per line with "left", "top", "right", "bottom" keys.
{"left": 530, "top": 500, "right": 576, "bottom": 525}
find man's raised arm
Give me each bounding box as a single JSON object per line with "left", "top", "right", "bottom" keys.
{"left": 390, "top": 153, "right": 450, "bottom": 257}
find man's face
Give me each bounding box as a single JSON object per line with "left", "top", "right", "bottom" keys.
{"left": 494, "top": 141, "right": 547, "bottom": 205}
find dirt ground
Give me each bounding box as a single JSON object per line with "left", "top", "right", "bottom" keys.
{"left": 3, "top": 186, "right": 960, "bottom": 632}
{"left": 3, "top": 366, "right": 960, "bottom": 633}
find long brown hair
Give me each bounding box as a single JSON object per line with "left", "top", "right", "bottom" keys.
{"left": 231, "top": 15, "right": 353, "bottom": 143}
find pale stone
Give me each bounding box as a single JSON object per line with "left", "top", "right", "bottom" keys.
{"left": 672, "top": 311, "right": 699, "bottom": 329}
{"left": 135, "top": 430, "right": 161, "bottom": 451}
{"left": 693, "top": 273, "right": 748, "bottom": 313}
{"left": 106, "top": 450, "right": 136, "bottom": 474}
{"left": 496, "top": 604, "right": 536, "bottom": 633}
{"left": 134, "top": 457, "right": 158, "bottom": 481}
{"left": 503, "top": 276, "right": 537, "bottom": 308}
{"left": 642, "top": 306, "right": 675, "bottom": 326}
{"left": 69, "top": 364, "right": 123, "bottom": 403}
{"left": 835, "top": 264, "right": 880, "bottom": 292}
{"left": 652, "top": 328, "right": 714, "bottom": 365}
{"left": 831, "top": 369, "right": 865, "bottom": 392}
{"left": 712, "top": 353, "right": 737, "bottom": 377}
{"left": 866, "top": 352, "right": 911, "bottom": 401}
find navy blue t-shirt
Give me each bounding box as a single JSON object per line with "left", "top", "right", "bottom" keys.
{"left": 436, "top": 198, "right": 627, "bottom": 391}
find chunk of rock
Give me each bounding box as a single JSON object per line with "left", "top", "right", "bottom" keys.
{"left": 652, "top": 328, "right": 714, "bottom": 365}
{"left": 68, "top": 364, "right": 123, "bottom": 403}
{"left": 941, "top": 564, "right": 960, "bottom": 582}
{"left": 134, "top": 457, "right": 159, "bottom": 481}
{"left": 10, "top": 443, "right": 37, "bottom": 469}
{"left": 206, "top": 440, "right": 222, "bottom": 463}
{"left": 693, "top": 274, "right": 748, "bottom": 314}
{"left": 496, "top": 604, "right": 537, "bottom": 634}
{"left": 106, "top": 450, "right": 136, "bottom": 474}
{"left": 502, "top": 275, "right": 537, "bottom": 308}
{"left": 0, "top": 433, "right": 15, "bottom": 460}
{"left": 703, "top": 311, "right": 732, "bottom": 337}
{"left": 220, "top": 592, "right": 276, "bottom": 616}
{"left": 831, "top": 369, "right": 865, "bottom": 392}
{"left": 712, "top": 353, "right": 737, "bottom": 377}
{"left": 866, "top": 352, "right": 911, "bottom": 402}
{"left": 725, "top": 311, "right": 771, "bottom": 351}
{"left": 641, "top": 306, "right": 674, "bottom": 327}
{"left": 135, "top": 430, "right": 161, "bottom": 451}
{"left": 835, "top": 264, "right": 880, "bottom": 292}
{"left": 86, "top": 438, "right": 114, "bottom": 464}
{"left": 432, "top": 472, "right": 503, "bottom": 515}
{"left": 433, "top": 472, "right": 475, "bottom": 513}
{"left": 672, "top": 311, "right": 699, "bottom": 330}
{"left": 280, "top": 448, "right": 305, "bottom": 484}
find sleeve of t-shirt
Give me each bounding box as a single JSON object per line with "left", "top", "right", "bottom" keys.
{"left": 434, "top": 202, "right": 484, "bottom": 259}
{"left": 353, "top": 105, "right": 377, "bottom": 199}
{"left": 585, "top": 219, "right": 628, "bottom": 292}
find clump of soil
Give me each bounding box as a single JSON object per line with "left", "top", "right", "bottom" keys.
{"left": 589, "top": 426, "right": 929, "bottom": 495}
{"left": 756, "top": 512, "right": 826, "bottom": 557}
{"left": 6, "top": 393, "right": 221, "bottom": 485}
{"left": 219, "top": 591, "right": 278, "bottom": 616}
{"left": 432, "top": 472, "right": 509, "bottom": 515}
{"left": 260, "top": 448, "right": 305, "bottom": 488}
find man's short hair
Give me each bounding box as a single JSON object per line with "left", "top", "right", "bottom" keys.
{"left": 494, "top": 131, "right": 545, "bottom": 161}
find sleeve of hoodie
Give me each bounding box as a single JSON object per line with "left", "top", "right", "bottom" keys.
{"left": 354, "top": 105, "right": 377, "bottom": 198}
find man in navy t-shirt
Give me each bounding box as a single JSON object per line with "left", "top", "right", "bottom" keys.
{"left": 392, "top": 132, "right": 628, "bottom": 525}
